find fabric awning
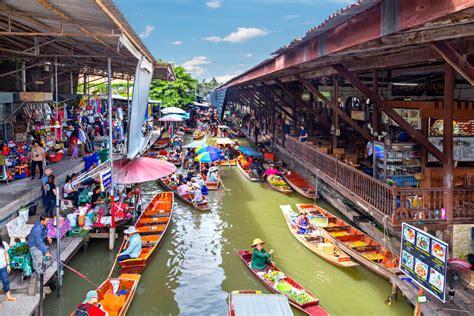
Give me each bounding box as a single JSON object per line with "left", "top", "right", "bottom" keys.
{"left": 216, "top": 138, "right": 235, "bottom": 145}
{"left": 183, "top": 136, "right": 207, "bottom": 148}
{"left": 232, "top": 294, "right": 293, "bottom": 316}
{"left": 238, "top": 146, "right": 262, "bottom": 157}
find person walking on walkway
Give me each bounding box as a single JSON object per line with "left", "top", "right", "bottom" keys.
{"left": 0, "top": 241, "right": 15, "bottom": 305}
{"left": 45, "top": 175, "right": 57, "bottom": 216}
{"left": 30, "top": 140, "right": 46, "bottom": 180}
{"left": 28, "top": 214, "right": 52, "bottom": 276}
{"left": 41, "top": 169, "right": 53, "bottom": 210}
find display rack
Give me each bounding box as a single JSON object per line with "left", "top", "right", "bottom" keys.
{"left": 376, "top": 142, "right": 421, "bottom": 186}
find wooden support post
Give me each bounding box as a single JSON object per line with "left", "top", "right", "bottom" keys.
{"left": 332, "top": 75, "right": 339, "bottom": 149}
{"left": 83, "top": 74, "right": 87, "bottom": 95}
{"left": 333, "top": 64, "right": 447, "bottom": 164}
{"left": 296, "top": 74, "right": 373, "bottom": 142}
{"left": 372, "top": 70, "right": 380, "bottom": 135}
{"left": 443, "top": 62, "right": 455, "bottom": 250}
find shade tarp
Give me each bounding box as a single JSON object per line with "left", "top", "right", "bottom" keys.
{"left": 232, "top": 294, "right": 293, "bottom": 316}
{"left": 216, "top": 137, "right": 235, "bottom": 145}
{"left": 161, "top": 106, "right": 187, "bottom": 114}
{"left": 238, "top": 146, "right": 262, "bottom": 157}
{"left": 113, "top": 157, "right": 176, "bottom": 184}
{"left": 183, "top": 136, "right": 207, "bottom": 148}
{"left": 127, "top": 57, "right": 153, "bottom": 159}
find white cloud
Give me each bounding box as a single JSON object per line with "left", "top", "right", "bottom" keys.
{"left": 204, "top": 27, "right": 269, "bottom": 43}
{"left": 206, "top": 0, "right": 221, "bottom": 9}
{"left": 182, "top": 56, "right": 210, "bottom": 76}
{"left": 171, "top": 40, "right": 183, "bottom": 45}
{"left": 282, "top": 14, "right": 301, "bottom": 20}
{"left": 215, "top": 73, "right": 239, "bottom": 83}
{"left": 244, "top": 53, "right": 252, "bottom": 58}
{"left": 139, "top": 24, "right": 155, "bottom": 38}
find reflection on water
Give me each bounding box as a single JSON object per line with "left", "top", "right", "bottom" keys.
{"left": 45, "top": 165, "right": 413, "bottom": 316}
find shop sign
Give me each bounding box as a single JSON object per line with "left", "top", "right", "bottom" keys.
{"left": 429, "top": 118, "right": 474, "bottom": 137}
{"left": 19, "top": 92, "right": 53, "bottom": 102}
{"left": 382, "top": 108, "right": 421, "bottom": 130}
{"left": 400, "top": 223, "right": 448, "bottom": 303}
{"left": 351, "top": 110, "right": 367, "bottom": 121}
{"left": 0, "top": 93, "right": 13, "bottom": 104}
{"left": 100, "top": 169, "right": 112, "bottom": 191}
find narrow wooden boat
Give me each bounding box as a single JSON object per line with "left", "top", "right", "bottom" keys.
{"left": 283, "top": 171, "right": 317, "bottom": 199}
{"left": 220, "top": 159, "right": 237, "bottom": 166}
{"left": 205, "top": 180, "right": 220, "bottom": 190}
{"left": 280, "top": 205, "right": 358, "bottom": 268}
{"left": 228, "top": 290, "right": 293, "bottom": 316}
{"left": 72, "top": 274, "right": 140, "bottom": 316}
{"left": 296, "top": 204, "right": 399, "bottom": 279}
{"left": 158, "top": 178, "right": 211, "bottom": 211}
{"left": 193, "top": 130, "right": 206, "bottom": 140}
{"left": 267, "top": 175, "right": 293, "bottom": 194}
{"left": 119, "top": 192, "right": 173, "bottom": 274}
{"left": 237, "top": 250, "right": 329, "bottom": 316}
{"left": 237, "top": 159, "right": 260, "bottom": 182}
{"left": 152, "top": 138, "right": 169, "bottom": 149}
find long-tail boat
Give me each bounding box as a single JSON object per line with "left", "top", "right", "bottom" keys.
{"left": 219, "top": 159, "right": 237, "bottom": 166}
{"left": 283, "top": 171, "right": 317, "bottom": 199}
{"left": 237, "top": 159, "right": 260, "bottom": 182}
{"left": 120, "top": 192, "right": 173, "bottom": 274}
{"left": 158, "top": 178, "right": 211, "bottom": 211}
{"left": 72, "top": 274, "right": 140, "bottom": 316}
{"left": 280, "top": 205, "right": 358, "bottom": 268}
{"left": 205, "top": 180, "right": 220, "bottom": 190}
{"left": 266, "top": 175, "right": 293, "bottom": 194}
{"left": 237, "top": 250, "right": 329, "bottom": 316}
{"left": 296, "top": 204, "right": 399, "bottom": 279}
{"left": 152, "top": 137, "right": 169, "bottom": 150}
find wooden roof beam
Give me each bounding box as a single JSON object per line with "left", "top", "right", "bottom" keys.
{"left": 260, "top": 85, "right": 294, "bottom": 120}
{"left": 295, "top": 74, "right": 372, "bottom": 142}
{"left": 432, "top": 40, "right": 474, "bottom": 85}
{"left": 332, "top": 63, "right": 447, "bottom": 163}
{"left": 36, "top": 0, "right": 113, "bottom": 49}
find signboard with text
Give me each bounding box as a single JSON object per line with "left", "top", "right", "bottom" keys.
{"left": 100, "top": 169, "right": 112, "bottom": 191}
{"left": 400, "top": 223, "right": 448, "bottom": 302}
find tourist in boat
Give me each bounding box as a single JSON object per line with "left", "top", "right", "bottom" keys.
{"left": 177, "top": 180, "right": 189, "bottom": 196}
{"left": 250, "top": 238, "right": 274, "bottom": 271}
{"left": 250, "top": 158, "right": 264, "bottom": 179}
{"left": 207, "top": 166, "right": 220, "bottom": 182}
{"left": 0, "top": 242, "right": 15, "bottom": 303}
{"left": 118, "top": 226, "right": 142, "bottom": 262}
{"left": 75, "top": 290, "right": 108, "bottom": 316}
{"left": 299, "top": 125, "right": 308, "bottom": 142}
{"left": 242, "top": 157, "right": 251, "bottom": 169}
{"left": 192, "top": 183, "right": 204, "bottom": 204}
{"left": 264, "top": 164, "right": 282, "bottom": 177}
{"left": 169, "top": 175, "right": 179, "bottom": 187}
{"left": 195, "top": 174, "right": 208, "bottom": 195}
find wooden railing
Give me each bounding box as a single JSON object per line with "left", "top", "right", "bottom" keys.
{"left": 283, "top": 136, "right": 474, "bottom": 225}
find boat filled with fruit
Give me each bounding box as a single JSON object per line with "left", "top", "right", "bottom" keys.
{"left": 267, "top": 174, "right": 293, "bottom": 194}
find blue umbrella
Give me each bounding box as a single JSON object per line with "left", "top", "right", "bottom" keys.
{"left": 194, "top": 151, "right": 224, "bottom": 163}
{"left": 195, "top": 145, "right": 222, "bottom": 155}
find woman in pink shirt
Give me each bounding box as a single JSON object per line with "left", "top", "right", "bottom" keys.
{"left": 264, "top": 164, "right": 282, "bottom": 177}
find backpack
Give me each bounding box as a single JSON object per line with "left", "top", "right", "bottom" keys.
{"left": 74, "top": 303, "right": 92, "bottom": 316}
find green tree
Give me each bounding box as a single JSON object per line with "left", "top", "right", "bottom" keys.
{"left": 149, "top": 65, "right": 197, "bottom": 107}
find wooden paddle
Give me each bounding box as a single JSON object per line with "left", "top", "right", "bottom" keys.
{"left": 220, "top": 179, "right": 231, "bottom": 191}
{"left": 107, "top": 237, "right": 126, "bottom": 279}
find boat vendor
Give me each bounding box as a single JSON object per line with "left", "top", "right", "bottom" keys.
{"left": 74, "top": 290, "right": 109, "bottom": 316}
{"left": 295, "top": 211, "right": 313, "bottom": 234}
{"left": 28, "top": 214, "right": 52, "bottom": 275}
{"left": 250, "top": 238, "right": 274, "bottom": 271}
{"left": 207, "top": 166, "right": 220, "bottom": 182}
{"left": 264, "top": 164, "right": 283, "bottom": 177}
{"left": 118, "top": 227, "right": 142, "bottom": 262}
{"left": 91, "top": 186, "right": 107, "bottom": 213}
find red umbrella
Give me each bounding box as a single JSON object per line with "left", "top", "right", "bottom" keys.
{"left": 113, "top": 157, "right": 176, "bottom": 184}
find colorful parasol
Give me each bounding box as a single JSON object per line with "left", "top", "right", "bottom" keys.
{"left": 113, "top": 157, "right": 176, "bottom": 184}
{"left": 195, "top": 145, "right": 222, "bottom": 155}
{"left": 159, "top": 114, "right": 184, "bottom": 122}
{"left": 194, "top": 151, "right": 224, "bottom": 163}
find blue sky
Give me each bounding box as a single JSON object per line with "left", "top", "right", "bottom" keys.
{"left": 115, "top": 0, "right": 354, "bottom": 83}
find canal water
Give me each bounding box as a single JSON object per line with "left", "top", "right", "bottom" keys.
{"left": 45, "top": 148, "right": 414, "bottom": 316}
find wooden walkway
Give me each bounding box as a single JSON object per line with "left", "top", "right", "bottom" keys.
{"left": 0, "top": 235, "right": 87, "bottom": 316}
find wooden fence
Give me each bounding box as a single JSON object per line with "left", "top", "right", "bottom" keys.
{"left": 283, "top": 136, "right": 474, "bottom": 225}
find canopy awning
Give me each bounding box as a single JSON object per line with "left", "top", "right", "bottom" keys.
{"left": 183, "top": 136, "right": 207, "bottom": 148}
{"left": 216, "top": 137, "right": 235, "bottom": 145}
{"left": 238, "top": 146, "right": 262, "bottom": 157}
{"left": 232, "top": 294, "right": 293, "bottom": 316}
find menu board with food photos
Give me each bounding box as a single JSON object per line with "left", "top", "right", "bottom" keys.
{"left": 400, "top": 223, "right": 448, "bottom": 302}
{"left": 382, "top": 108, "right": 421, "bottom": 130}
{"left": 429, "top": 118, "right": 474, "bottom": 137}
{"left": 428, "top": 137, "right": 474, "bottom": 162}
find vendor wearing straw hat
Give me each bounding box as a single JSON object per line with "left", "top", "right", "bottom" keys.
{"left": 250, "top": 238, "right": 274, "bottom": 271}
{"left": 117, "top": 226, "right": 142, "bottom": 262}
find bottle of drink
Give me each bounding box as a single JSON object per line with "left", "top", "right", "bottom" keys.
{"left": 441, "top": 208, "right": 446, "bottom": 220}
{"left": 434, "top": 208, "right": 439, "bottom": 220}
